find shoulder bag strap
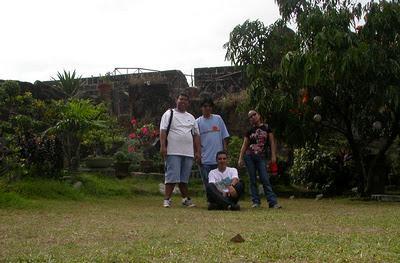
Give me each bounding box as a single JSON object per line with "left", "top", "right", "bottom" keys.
{"left": 166, "top": 108, "right": 174, "bottom": 136}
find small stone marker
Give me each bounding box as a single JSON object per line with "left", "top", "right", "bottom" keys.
{"left": 289, "top": 195, "right": 295, "bottom": 199}
{"left": 73, "top": 181, "right": 83, "bottom": 189}
{"left": 230, "top": 234, "right": 245, "bottom": 243}
{"left": 315, "top": 194, "right": 323, "bottom": 201}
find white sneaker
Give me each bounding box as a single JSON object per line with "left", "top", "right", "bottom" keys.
{"left": 182, "top": 197, "right": 196, "bottom": 207}
{"left": 163, "top": 199, "right": 171, "bottom": 208}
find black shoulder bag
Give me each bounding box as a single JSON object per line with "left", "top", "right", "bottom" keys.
{"left": 152, "top": 109, "right": 173, "bottom": 151}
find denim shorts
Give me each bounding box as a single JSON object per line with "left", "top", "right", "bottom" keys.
{"left": 165, "top": 155, "right": 193, "bottom": 184}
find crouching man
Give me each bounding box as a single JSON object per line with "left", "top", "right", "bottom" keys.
{"left": 206, "top": 151, "right": 244, "bottom": 211}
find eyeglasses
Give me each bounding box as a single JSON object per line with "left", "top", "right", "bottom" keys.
{"left": 248, "top": 113, "right": 257, "bottom": 120}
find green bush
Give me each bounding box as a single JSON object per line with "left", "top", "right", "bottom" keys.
{"left": 227, "top": 136, "right": 243, "bottom": 167}
{"left": 290, "top": 143, "right": 337, "bottom": 193}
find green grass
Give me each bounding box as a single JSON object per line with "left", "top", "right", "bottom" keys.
{"left": 0, "top": 174, "right": 399, "bottom": 262}
{"left": 0, "top": 192, "right": 34, "bottom": 209}
{"left": 7, "top": 178, "right": 85, "bottom": 200}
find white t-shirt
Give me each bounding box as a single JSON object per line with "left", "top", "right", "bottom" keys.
{"left": 208, "top": 167, "right": 239, "bottom": 192}
{"left": 160, "top": 109, "right": 199, "bottom": 157}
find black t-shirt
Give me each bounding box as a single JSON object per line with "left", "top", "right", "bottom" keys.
{"left": 245, "top": 124, "right": 272, "bottom": 156}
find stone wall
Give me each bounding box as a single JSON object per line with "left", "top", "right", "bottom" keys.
{"left": 194, "top": 66, "right": 247, "bottom": 99}
{"left": 41, "top": 66, "right": 248, "bottom": 135}
{"left": 44, "top": 70, "right": 189, "bottom": 124}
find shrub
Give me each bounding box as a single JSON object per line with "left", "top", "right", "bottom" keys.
{"left": 227, "top": 136, "right": 243, "bottom": 167}
{"left": 290, "top": 143, "right": 337, "bottom": 193}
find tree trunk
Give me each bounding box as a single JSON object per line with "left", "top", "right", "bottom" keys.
{"left": 365, "top": 154, "right": 387, "bottom": 195}
{"left": 349, "top": 142, "right": 367, "bottom": 197}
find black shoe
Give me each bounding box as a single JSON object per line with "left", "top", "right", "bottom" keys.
{"left": 269, "top": 204, "right": 282, "bottom": 209}
{"left": 208, "top": 203, "right": 219, "bottom": 210}
{"left": 227, "top": 203, "right": 241, "bottom": 211}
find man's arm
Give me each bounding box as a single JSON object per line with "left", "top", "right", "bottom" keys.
{"left": 219, "top": 116, "right": 230, "bottom": 151}
{"left": 231, "top": 177, "right": 239, "bottom": 186}
{"left": 160, "top": 129, "right": 167, "bottom": 159}
{"left": 223, "top": 138, "right": 229, "bottom": 152}
{"left": 227, "top": 177, "right": 240, "bottom": 198}
{"left": 193, "top": 134, "right": 201, "bottom": 163}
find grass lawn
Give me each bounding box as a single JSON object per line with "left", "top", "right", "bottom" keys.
{"left": 1, "top": 190, "right": 400, "bottom": 262}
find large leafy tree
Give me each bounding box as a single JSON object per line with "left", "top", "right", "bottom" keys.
{"left": 0, "top": 81, "right": 55, "bottom": 179}
{"left": 224, "top": 20, "right": 307, "bottom": 147}
{"left": 226, "top": 0, "right": 400, "bottom": 195}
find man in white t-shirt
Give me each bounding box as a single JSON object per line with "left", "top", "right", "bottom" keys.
{"left": 160, "top": 93, "right": 201, "bottom": 208}
{"left": 206, "top": 151, "right": 244, "bottom": 211}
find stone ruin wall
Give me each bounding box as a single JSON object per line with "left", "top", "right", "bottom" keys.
{"left": 40, "top": 66, "right": 247, "bottom": 135}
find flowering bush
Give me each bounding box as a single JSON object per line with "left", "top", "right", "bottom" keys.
{"left": 127, "top": 117, "right": 159, "bottom": 153}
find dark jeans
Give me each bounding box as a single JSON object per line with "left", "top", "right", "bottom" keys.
{"left": 206, "top": 181, "right": 244, "bottom": 209}
{"left": 198, "top": 164, "right": 218, "bottom": 187}
{"left": 244, "top": 154, "right": 277, "bottom": 206}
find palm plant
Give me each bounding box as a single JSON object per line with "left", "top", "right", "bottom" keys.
{"left": 52, "top": 70, "right": 82, "bottom": 98}
{"left": 45, "top": 99, "right": 109, "bottom": 171}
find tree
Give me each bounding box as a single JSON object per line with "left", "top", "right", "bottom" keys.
{"left": 0, "top": 81, "right": 54, "bottom": 179}
{"left": 45, "top": 99, "right": 109, "bottom": 171}
{"left": 226, "top": 0, "right": 400, "bottom": 195}
{"left": 224, "top": 20, "right": 307, "bottom": 147}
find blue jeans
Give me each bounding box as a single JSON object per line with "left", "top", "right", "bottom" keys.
{"left": 244, "top": 154, "right": 277, "bottom": 206}
{"left": 199, "top": 164, "right": 218, "bottom": 187}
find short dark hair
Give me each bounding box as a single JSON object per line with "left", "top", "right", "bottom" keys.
{"left": 200, "top": 97, "right": 214, "bottom": 107}
{"left": 176, "top": 93, "right": 189, "bottom": 99}
{"left": 216, "top": 150, "right": 228, "bottom": 161}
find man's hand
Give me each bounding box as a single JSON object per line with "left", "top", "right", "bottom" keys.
{"left": 160, "top": 145, "right": 167, "bottom": 160}
{"left": 194, "top": 151, "right": 201, "bottom": 164}
{"left": 227, "top": 185, "right": 238, "bottom": 199}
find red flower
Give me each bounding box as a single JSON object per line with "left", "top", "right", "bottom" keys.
{"left": 302, "top": 94, "right": 309, "bottom": 104}
{"left": 128, "top": 146, "right": 136, "bottom": 153}
{"left": 141, "top": 126, "right": 149, "bottom": 135}
{"left": 129, "top": 133, "right": 137, "bottom": 139}
{"left": 130, "top": 118, "right": 137, "bottom": 125}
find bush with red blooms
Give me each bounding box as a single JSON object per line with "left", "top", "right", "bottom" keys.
{"left": 127, "top": 117, "right": 158, "bottom": 153}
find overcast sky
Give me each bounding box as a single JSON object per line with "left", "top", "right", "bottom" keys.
{"left": 1, "top": 0, "right": 370, "bottom": 83}
{"left": 0, "top": 0, "right": 281, "bottom": 83}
